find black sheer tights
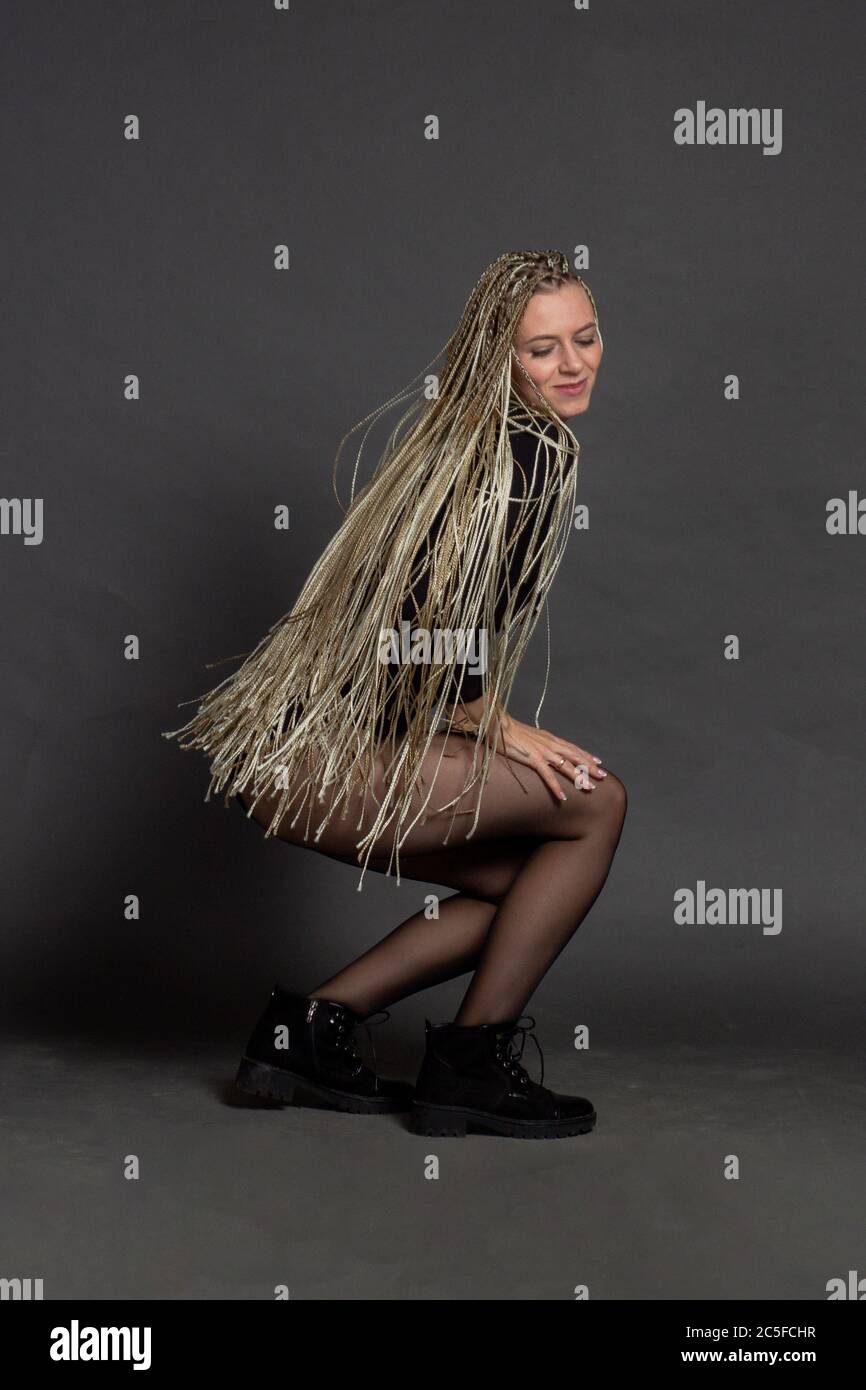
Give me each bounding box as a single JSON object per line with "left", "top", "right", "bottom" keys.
{"left": 239, "top": 731, "right": 627, "bottom": 1026}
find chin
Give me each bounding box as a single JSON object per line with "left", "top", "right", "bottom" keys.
{"left": 548, "top": 393, "right": 591, "bottom": 419}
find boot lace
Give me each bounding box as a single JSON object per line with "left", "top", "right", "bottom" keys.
{"left": 328, "top": 1008, "right": 391, "bottom": 1091}
{"left": 493, "top": 1016, "right": 545, "bottom": 1090}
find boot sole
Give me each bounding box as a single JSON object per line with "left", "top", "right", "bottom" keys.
{"left": 410, "top": 1101, "right": 597, "bottom": 1139}
{"left": 235, "top": 1056, "right": 411, "bottom": 1114}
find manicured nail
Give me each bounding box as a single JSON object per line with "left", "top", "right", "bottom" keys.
{"left": 559, "top": 790, "right": 568, "bottom": 800}
{"left": 593, "top": 756, "right": 603, "bottom": 764}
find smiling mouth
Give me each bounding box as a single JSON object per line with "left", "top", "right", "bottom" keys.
{"left": 555, "top": 380, "right": 588, "bottom": 391}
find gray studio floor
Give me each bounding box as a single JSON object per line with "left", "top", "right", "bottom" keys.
{"left": 2, "top": 1028, "right": 863, "bottom": 1300}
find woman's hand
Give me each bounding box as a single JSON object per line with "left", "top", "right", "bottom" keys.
{"left": 447, "top": 698, "right": 607, "bottom": 803}
{"left": 487, "top": 710, "right": 605, "bottom": 802}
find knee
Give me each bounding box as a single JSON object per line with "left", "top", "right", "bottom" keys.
{"left": 561, "top": 765, "right": 627, "bottom": 841}
{"left": 599, "top": 768, "right": 627, "bottom": 827}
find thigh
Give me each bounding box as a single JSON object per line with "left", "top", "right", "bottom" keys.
{"left": 239, "top": 730, "right": 619, "bottom": 860}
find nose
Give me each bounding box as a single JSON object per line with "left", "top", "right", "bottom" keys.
{"left": 560, "top": 342, "right": 586, "bottom": 374}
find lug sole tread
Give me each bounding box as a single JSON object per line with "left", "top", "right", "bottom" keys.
{"left": 410, "top": 1100, "right": 597, "bottom": 1139}
{"left": 235, "top": 1056, "right": 411, "bottom": 1114}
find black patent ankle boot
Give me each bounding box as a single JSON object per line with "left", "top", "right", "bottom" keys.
{"left": 235, "top": 984, "right": 414, "bottom": 1113}
{"left": 410, "top": 1015, "right": 596, "bottom": 1138}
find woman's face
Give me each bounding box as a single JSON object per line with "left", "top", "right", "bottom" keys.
{"left": 511, "top": 280, "right": 603, "bottom": 419}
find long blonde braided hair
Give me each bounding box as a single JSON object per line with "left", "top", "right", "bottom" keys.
{"left": 163, "top": 249, "right": 600, "bottom": 889}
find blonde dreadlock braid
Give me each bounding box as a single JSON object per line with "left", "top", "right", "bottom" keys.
{"left": 163, "top": 250, "right": 600, "bottom": 890}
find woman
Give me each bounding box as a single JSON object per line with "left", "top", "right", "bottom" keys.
{"left": 164, "top": 249, "right": 627, "bottom": 1139}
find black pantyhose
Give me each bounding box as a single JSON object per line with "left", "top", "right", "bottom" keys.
{"left": 241, "top": 732, "right": 627, "bottom": 1025}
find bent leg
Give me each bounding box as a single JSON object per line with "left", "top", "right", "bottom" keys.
{"left": 237, "top": 748, "right": 554, "bottom": 1016}
{"left": 308, "top": 836, "right": 540, "bottom": 1015}
{"left": 455, "top": 776, "right": 628, "bottom": 1024}
{"left": 238, "top": 732, "right": 626, "bottom": 1020}
{"left": 308, "top": 773, "right": 626, "bottom": 1022}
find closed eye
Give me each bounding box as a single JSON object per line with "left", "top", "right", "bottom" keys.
{"left": 530, "top": 335, "right": 596, "bottom": 358}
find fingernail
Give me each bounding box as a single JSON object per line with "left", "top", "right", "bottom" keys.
{"left": 559, "top": 790, "right": 568, "bottom": 801}
{"left": 599, "top": 770, "right": 608, "bottom": 777}
{"left": 593, "top": 756, "right": 603, "bottom": 764}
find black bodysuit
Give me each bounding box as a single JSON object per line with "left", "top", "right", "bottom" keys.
{"left": 384, "top": 418, "right": 568, "bottom": 727}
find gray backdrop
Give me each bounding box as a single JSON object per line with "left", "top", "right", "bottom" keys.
{"left": 1, "top": 0, "right": 864, "bottom": 1302}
